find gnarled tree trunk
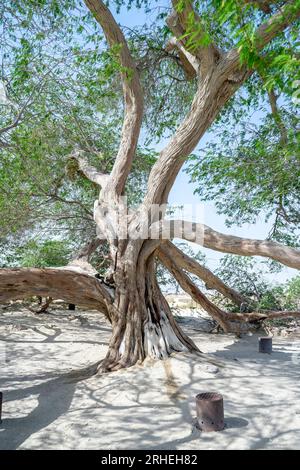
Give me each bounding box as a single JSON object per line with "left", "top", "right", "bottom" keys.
{"left": 98, "top": 242, "right": 198, "bottom": 371}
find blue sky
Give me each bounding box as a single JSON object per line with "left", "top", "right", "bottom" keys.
{"left": 114, "top": 2, "right": 297, "bottom": 284}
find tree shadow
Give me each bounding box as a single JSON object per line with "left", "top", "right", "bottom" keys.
{"left": 0, "top": 374, "right": 76, "bottom": 450}
{"left": 1, "top": 310, "right": 300, "bottom": 450}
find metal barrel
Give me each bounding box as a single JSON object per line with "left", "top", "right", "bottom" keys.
{"left": 196, "top": 392, "right": 225, "bottom": 432}
{"left": 259, "top": 336, "right": 272, "bottom": 354}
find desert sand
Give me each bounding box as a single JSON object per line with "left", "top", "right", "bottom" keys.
{"left": 1, "top": 303, "right": 300, "bottom": 450}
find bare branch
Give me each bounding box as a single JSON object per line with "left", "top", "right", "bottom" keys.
{"left": 70, "top": 149, "right": 109, "bottom": 187}
{"left": 84, "top": 0, "right": 144, "bottom": 196}
{"left": 144, "top": 68, "right": 241, "bottom": 206}
{"left": 158, "top": 241, "right": 248, "bottom": 307}
{"left": 202, "top": 224, "right": 300, "bottom": 270}
{"left": 159, "top": 240, "right": 300, "bottom": 331}
{"left": 154, "top": 220, "right": 300, "bottom": 270}
{"left": 165, "top": 36, "right": 199, "bottom": 80}
{"left": 159, "top": 242, "right": 300, "bottom": 331}
{"left": 158, "top": 247, "right": 230, "bottom": 331}
{"left": 226, "top": 309, "right": 300, "bottom": 322}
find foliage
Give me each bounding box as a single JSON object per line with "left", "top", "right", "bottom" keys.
{"left": 0, "top": 0, "right": 156, "bottom": 258}
{"left": 186, "top": 91, "right": 300, "bottom": 244}
{"left": 19, "top": 240, "right": 71, "bottom": 268}
{"left": 215, "top": 254, "right": 300, "bottom": 311}
{"left": 0, "top": 0, "right": 299, "bottom": 297}
{"left": 0, "top": 237, "right": 71, "bottom": 268}
{"left": 285, "top": 275, "right": 300, "bottom": 309}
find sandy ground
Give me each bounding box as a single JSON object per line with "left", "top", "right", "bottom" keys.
{"left": 1, "top": 303, "right": 300, "bottom": 450}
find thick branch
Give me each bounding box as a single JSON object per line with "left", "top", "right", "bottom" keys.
{"left": 226, "top": 309, "right": 300, "bottom": 322}
{"left": 165, "top": 36, "right": 199, "bottom": 80}
{"left": 203, "top": 224, "right": 300, "bottom": 270}
{"left": 158, "top": 241, "right": 248, "bottom": 307}
{"left": 254, "top": 1, "right": 300, "bottom": 51}
{"left": 144, "top": 66, "right": 241, "bottom": 206}
{"left": 70, "top": 150, "right": 109, "bottom": 187}
{"left": 0, "top": 268, "right": 113, "bottom": 320}
{"left": 85, "top": 0, "right": 144, "bottom": 195}
{"left": 159, "top": 241, "right": 300, "bottom": 330}
{"left": 154, "top": 220, "right": 300, "bottom": 270}
{"left": 158, "top": 248, "right": 230, "bottom": 332}
{"left": 243, "top": 0, "right": 281, "bottom": 13}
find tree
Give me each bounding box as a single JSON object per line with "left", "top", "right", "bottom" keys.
{"left": 1, "top": 0, "right": 300, "bottom": 371}
{"left": 214, "top": 255, "right": 286, "bottom": 310}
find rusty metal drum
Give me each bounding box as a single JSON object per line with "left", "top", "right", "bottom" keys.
{"left": 196, "top": 392, "right": 225, "bottom": 432}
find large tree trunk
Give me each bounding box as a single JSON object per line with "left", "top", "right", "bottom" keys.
{"left": 99, "top": 244, "right": 198, "bottom": 372}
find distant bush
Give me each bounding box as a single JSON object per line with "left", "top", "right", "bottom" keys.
{"left": 19, "top": 240, "right": 71, "bottom": 268}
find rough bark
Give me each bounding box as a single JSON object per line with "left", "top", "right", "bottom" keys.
{"left": 144, "top": 0, "right": 300, "bottom": 207}
{"left": 84, "top": 0, "right": 144, "bottom": 197}
{"left": 99, "top": 246, "right": 199, "bottom": 372}
{"left": 158, "top": 247, "right": 300, "bottom": 332}
{"left": 0, "top": 268, "right": 113, "bottom": 320}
